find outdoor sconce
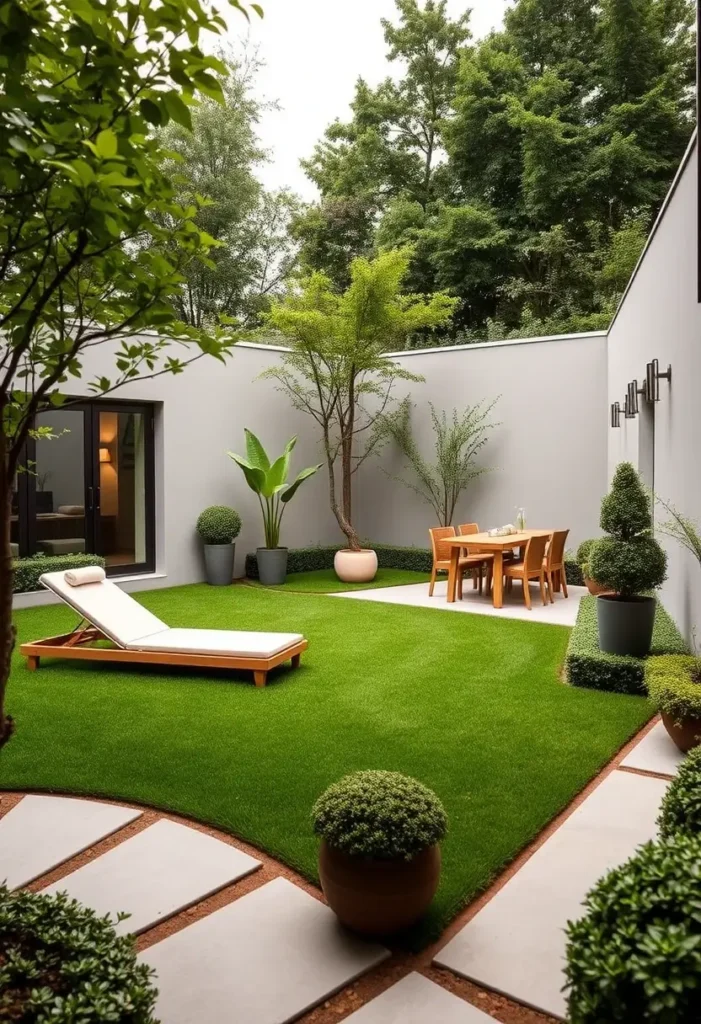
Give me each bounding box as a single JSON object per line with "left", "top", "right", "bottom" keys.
{"left": 645, "top": 359, "right": 672, "bottom": 402}
{"left": 626, "top": 380, "right": 647, "bottom": 416}
{"left": 611, "top": 402, "right": 621, "bottom": 428}
{"left": 624, "top": 394, "right": 636, "bottom": 419}
{"left": 99, "top": 447, "right": 112, "bottom": 464}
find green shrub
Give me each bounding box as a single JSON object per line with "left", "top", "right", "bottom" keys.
{"left": 196, "top": 506, "right": 241, "bottom": 544}
{"left": 312, "top": 770, "right": 448, "bottom": 861}
{"left": 564, "top": 556, "right": 584, "bottom": 587}
{"left": 576, "top": 539, "right": 596, "bottom": 567}
{"left": 646, "top": 655, "right": 701, "bottom": 723}
{"left": 565, "top": 833, "right": 701, "bottom": 1023}
{"left": 245, "top": 543, "right": 433, "bottom": 579}
{"left": 0, "top": 885, "right": 157, "bottom": 1022}
{"left": 588, "top": 462, "right": 667, "bottom": 598}
{"left": 565, "top": 596, "right": 688, "bottom": 695}
{"left": 658, "top": 746, "right": 701, "bottom": 839}
{"left": 12, "top": 553, "right": 106, "bottom": 594}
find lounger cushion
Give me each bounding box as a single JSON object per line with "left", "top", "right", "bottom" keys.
{"left": 39, "top": 571, "right": 168, "bottom": 648}
{"left": 127, "top": 628, "right": 304, "bottom": 659}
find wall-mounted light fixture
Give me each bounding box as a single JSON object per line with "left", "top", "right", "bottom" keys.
{"left": 626, "top": 380, "right": 647, "bottom": 417}
{"left": 611, "top": 402, "right": 621, "bottom": 428}
{"left": 99, "top": 447, "right": 112, "bottom": 464}
{"left": 624, "top": 394, "right": 636, "bottom": 419}
{"left": 645, "top": 359, "right": 672, "bottom": 402}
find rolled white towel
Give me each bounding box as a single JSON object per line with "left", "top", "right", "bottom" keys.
{"left": 64, "top": 566, "right": 106, "bottom": 587}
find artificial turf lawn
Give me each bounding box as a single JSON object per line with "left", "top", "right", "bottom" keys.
{"left": 2, "top": 583, "right": 652, "bottom": 947}
{"left": 246, "top": 567, "right": 431, "bottom": 592}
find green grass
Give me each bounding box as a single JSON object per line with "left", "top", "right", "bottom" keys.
{"left": 246, "top": 567, "right": 430, "bottom": 593}
{"left": 2, "top": 584, "right": 652, "bottom": 946}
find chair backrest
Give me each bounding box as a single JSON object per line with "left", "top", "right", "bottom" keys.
{"left": 40, "top": 571, "right": 168, "bottom": 647}
{"left": 429, "top": 526, "right": 456, "bottom": 563}
{"left": 524, "top": 533, "right": 550, "bottom": 572}
{"left": 547, "top": 529, "right": 569, "bottom": 568}
{"left": 457, "top": 523, "right": 479, "bottom": 536}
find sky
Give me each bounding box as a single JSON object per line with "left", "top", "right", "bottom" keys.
{"left": 225, "top": 0, "right": 510, "bottom": 199}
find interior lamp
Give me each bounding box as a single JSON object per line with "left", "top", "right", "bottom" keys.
{"left": 99, "top": 447, "right": 111, "bottom": 464}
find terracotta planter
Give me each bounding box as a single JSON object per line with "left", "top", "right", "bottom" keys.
{"left": 318, "top": 839, "right": 440, "bottom": 936}
{"left": 584, "top": 576, "right": 610, "bottom": 596}
{"left": 334, "top": 548, "right": 378, "bottom": 584}
{"left": 661, "top": 711, "right": 701, "bottom": 753}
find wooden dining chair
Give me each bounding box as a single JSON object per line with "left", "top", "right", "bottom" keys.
{"left": 502, "top": 533, "right": 552, "bottom": 609}
{"left": 428, "top": 526, "right": 478, "bottom": 599}
{"left": 544, "top": 529, "right": 570, "bottom": 602}
{"left": 457, "top": 523, "right": 495, "bottom": 594}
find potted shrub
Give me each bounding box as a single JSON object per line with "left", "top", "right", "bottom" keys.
{"left": 196, "top": 505, "right": 241, "bottom": 586}
{"left": 575, "top": 539, "right": 609, "bottom": 595}
{"left": 565, "top": 834, "right": 701, "bottom": 1022}
{"left": 228, "top": 430, "right": 320, "bottom": 586}
{"left": 646, "top": 655, "right": 701, "bottom": 752}
{"left": 657, "top": 745, "right": 701, "bottom": 837}
{"left": 0, "top": 886, "right": 158, "bottom": 1022}
{"left": 589, "top": 462, "right": 667, "bottom": 657}
{"left": 312, "top": 770, "right": 447, "bottom": 936}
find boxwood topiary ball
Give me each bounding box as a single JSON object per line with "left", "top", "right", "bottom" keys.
{"left": 565, "top": 833, "right": 701, "bottom": 1023}
{"left": 196, "top": 506, "right": 242, "bottom": 545}
{"left": 658, "top": 745, "right": 701, "bottom": 838}
{"left": 312, "top": 770, "right": 448, "bottom": 861}
{"left": 588, "top": 535, "right": 667, "bottom": 598}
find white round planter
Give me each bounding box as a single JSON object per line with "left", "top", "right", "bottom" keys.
{"left": 334, "top": 548, "right": 378, "bottom": 584}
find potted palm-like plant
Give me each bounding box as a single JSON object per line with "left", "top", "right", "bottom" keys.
{"left": 228, "top": 430, "right": 320, "bottom": 586}
{"left": 312, "top": 770, "right": 447, "bottom": 936}
{"left": 589, "top": 463, "right": 667, "bottom": 657}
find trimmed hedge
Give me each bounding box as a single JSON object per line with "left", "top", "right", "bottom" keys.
{"left": 13, "top": 553, "right": 107, "bottom": 594}
{"left": 646, "top": 655, "right": 701, "bottom": 722}
{"left": 0, "top": 885, "right": 157, "bottom": 1022}
{"left": 245, "top": 543, "right": 582, "bottom": 584}
{"left": 565, "top": 595, "right": 688, "bottom": 695}
{"left": 657, "top": 745, "right": 701, "bottom": 839}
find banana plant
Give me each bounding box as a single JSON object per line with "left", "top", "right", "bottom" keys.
{"left": 227, "top": 430, "right": 321, "bottom": 549}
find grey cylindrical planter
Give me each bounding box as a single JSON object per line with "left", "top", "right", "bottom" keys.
{"left": 203, "top": 543, "right": 235, "bottom": 586}
{"left": 597, "top": 594, "right": 656, "bottom": 658}
{"left": 257, "top": 547, "right": 288, "bottom": 586}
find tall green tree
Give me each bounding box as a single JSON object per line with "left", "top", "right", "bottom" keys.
{"left": 160, "top": 53, "right": 300, "bottom": 328}
{"left": 0, "top": 0, "right": 257, "bottom": 743}
{"left": 294, "top": 0, "right": 470, "bottom": 289}
{"left": 263, "top": 250, "right": 456, "bottom": 549}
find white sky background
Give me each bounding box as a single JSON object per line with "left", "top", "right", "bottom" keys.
{"left": 224, "top": 0, "right": 511, "bottom": 199}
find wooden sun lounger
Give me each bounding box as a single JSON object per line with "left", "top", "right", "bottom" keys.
{"left": 20, "top": 571, "right": 308, "bottom": 688}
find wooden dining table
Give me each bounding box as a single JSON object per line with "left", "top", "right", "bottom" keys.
{"left": 444, "top": 530, "right": 553, "bottom": 609}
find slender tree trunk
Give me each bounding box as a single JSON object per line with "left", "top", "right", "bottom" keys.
{"left": 0, "top": 429, "right": 16, "bottom": 746}
{"left": 325, "top": 437, "right": 360, "bottom": 551}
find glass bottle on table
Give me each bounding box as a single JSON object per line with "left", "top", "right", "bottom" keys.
{"left": 516, "top": 507, "right": 526, "bottom": 532}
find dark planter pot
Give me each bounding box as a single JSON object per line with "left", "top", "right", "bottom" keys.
{"left": 661, "top": 711, "right": 701, "bottom": 753}
{"left": 318, "top": 839, "right": 441, "bottom": 937}
{"left": 203, "top": 543, "right": 235, "bottom": 586}
{"left": 597, "top": 593, "right": 656, "bottom": 658}
{"left": 257, "top": 547, "right": 288, "bottom": 586}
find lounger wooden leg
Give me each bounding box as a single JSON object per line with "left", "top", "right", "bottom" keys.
{"left": 27, "top": 655, "right": 39, "bottom": 671}
{"left": 254, "top": 670, "right": 267, "bottom": 688}
{"left": 291, "top": 653, "right": 301, "bottom": 669}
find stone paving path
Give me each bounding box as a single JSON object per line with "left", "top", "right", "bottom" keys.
{"left": 0, "top": 719, "right": 686, "bottom": 1024}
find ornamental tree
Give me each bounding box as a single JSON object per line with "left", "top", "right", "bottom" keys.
{"left": 263, "top": 249, "right": 456, "bottom": 551}
{"left": 0, "top": 0, "right": 261, "bottom": 745}
{"left": 589, "top": 461, "right": 667, "bottom": 598}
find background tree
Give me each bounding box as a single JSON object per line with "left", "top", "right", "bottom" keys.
{"left": 379, "top": 396, "right": 499, "bottom": 525}
{"left": 262, "top": 249, "right": 457, "bottom": 549}
{"left": 0, "top": 0, "right": 258, "bottom": 744}
{"left": 160, "top": 51, "right": 300, "bottom": 329}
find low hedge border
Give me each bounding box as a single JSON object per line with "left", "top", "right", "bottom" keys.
{"left": 246, "top": 543, "right": 582, "bottom": 583}
{"left": 565, "top": 595, "right": 688, "bottom": 695}
{"left": 13, "top": 553, "right": 107, "bottom": 594}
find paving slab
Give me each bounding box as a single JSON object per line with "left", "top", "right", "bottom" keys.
{"left": 0, "top": 795, "right": 141, "bottom": 889}
{"left": 434, "top": 770, "right": 668, "bottom": 1020}
{"left": 42, "top": 818, "right": 260, "bottom": 935}
{"left": 620, "top": 721, "right": 685, "bottom": 777}
{"left": 141, "top": 877, "right": 390, "bottom": 1024}
{"left": 343, "top": 973, "right": 496, "bottom": 1023}
{"left": 331, "top": 581, "right": 585, "bottom": 627}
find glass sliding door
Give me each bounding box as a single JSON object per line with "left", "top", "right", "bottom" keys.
{"left": 18, "top": 400, "right": 155, "bottom": 575}
{"left": 95, "top": 407, "right": 154, "bottom": 573}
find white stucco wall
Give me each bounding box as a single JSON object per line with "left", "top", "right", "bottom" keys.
{"left": 608, "top": 135, "right": 701, "bottom": 641}
{"left": 355, "top": 333, "right": 608, "bottom": 554}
